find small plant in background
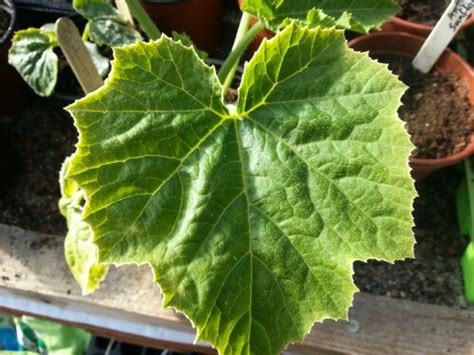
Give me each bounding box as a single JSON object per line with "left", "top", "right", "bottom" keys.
{"left": 59, "top": 0, "right": 416, "bottom": 354}
{"left": 74, "top": 0, "right": 142, "bottom": 46}
{"left": 7, "top": 0, "right": 142, "bottom": 97}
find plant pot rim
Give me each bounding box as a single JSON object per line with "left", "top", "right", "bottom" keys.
{"left": 0, "top": 0, "right": 16, "bottom": 50}
{"left": 349, "top": 31, "right": 474, "bottom": 166}
{"left": 389, "top": 13, "right": 474, "bottom": 33}
{"left": 410, "top": 137, "right": 473, "bottom": 165}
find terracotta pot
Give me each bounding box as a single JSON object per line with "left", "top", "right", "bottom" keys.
{"left": 237, "top": 0, "right": 273, "bottom": 53}
{"left": 139, "top": 0, "right": 224, "bottom": 53}
{"left": 349, "top": 32, "right": 474, "bottom": 181}
{"left": 0, "top": 0, "right": 31, "bottom": 117}
{"left": 382, "top": 13, "right": 474, "bottom": 38}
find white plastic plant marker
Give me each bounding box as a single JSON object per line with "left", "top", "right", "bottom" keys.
{"left": 413, "top": 0, "right": 473, "bottom": 73}
{"left": 55, "top": 18, "right": 103, "bottom": 94}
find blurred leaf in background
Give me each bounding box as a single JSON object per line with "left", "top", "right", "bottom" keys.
{"left": 1, "top": 314, "right": 91, "bottom": 354}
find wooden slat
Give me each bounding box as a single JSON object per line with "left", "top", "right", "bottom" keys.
{"left": 290, "top": 294, "right": 474, "bottom": 354}
{"left": 1, "top": 224, "right": 473, "bottom": 354}
{"left": 0, "top": 306, "right": 210, "bottom": 354}
{"left": 0, "top": 287, "right": 213, "bottom": 354}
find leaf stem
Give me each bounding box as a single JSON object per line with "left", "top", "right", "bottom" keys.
{"left": 125, "top": 0, "right": 161, "bottom": 40}
{"left": 218, "top": 12, "right": 264, "bottom": 93}
{"left": 81, "top": 22, "right": 90, "bottom": 42}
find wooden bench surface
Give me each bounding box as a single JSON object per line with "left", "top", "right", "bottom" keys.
{"left": 1, "top": 223, "right": 473, "bottom": 354}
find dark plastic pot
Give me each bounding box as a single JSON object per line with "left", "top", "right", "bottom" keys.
{"left": 14, "top": 0, "right": 75, "bottom": 14}
{"left": 382, "top": 14, "right": 474, "bottom": 38}
{"left": 139, "top": 0, "right": 224, "bottom": 53}
{"left": 237, "top": 0, "right": 273, "bottom": 53}
{"left": 349, "top": 32, "right": 474, "bottom": 181}
{"left": 0, "top": 0, "right": 31, "bottom": 118}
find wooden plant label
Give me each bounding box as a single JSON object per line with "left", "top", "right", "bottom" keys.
{"left": 56, "top": 18, "right": 103, "bottom": 94}
{"left": 115, "top": 0, "right": 135, "bottom": 26}
{"left": 413, "top": 0, "right": 474, "bottom": 73}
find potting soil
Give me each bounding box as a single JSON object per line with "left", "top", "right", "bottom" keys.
{"left": 396, "top": 0, "right": 451, "bottom": 25}
{"left": 0, "top": 98, "right": 75, "bottom": 234}
{"left": 375, "top": 54, "right": 473, "bottom": 159}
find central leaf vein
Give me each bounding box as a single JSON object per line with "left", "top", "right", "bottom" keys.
{"left": 233, "top": 119, "right": 254, "bottom": 349}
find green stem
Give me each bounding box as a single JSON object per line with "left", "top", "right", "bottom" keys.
{"left": 219, "top": 12, "right": 251, "bottom": 89}
{"left": 81, "top": 22, "right": 90, "bottom": 42}
{"left": 125, "top": 0, "right": 161, "bottom": 40}
{"left": 218, "top": 13, "right": 264, "bottom": 93}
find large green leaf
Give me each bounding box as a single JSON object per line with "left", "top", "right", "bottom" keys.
{"left": 64, "top": 24, "right": 415, "bottom": 354}
{"left": 8, "top": 28, "right": 58, "bottom": 97}
{"left": 241, "top": 0, "right": 400, "bottom": 33}
{"left": 60, "top": 158, "right": 109, "bottom": 294}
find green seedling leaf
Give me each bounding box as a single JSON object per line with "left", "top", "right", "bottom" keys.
{"left": 89, "top": 18, "right": 142, "bottom": 46}
{"left": 64, "top": 24, "right": 415, "bottom": 354}
{"left": 73, "top": 0, "right": 122, "bottom": 21}
{"left": 242, "top": 0, "right": 400, "bottom": 33}
{"left": 8, "top": 28, "right": 58, "bottom": 97}
{"left": 84, "top": 41, "right": 110, "bottom": 77}
{"left": 39, "top": 22, "right": 56, "bottom": 33}
{"left": 74, "top": 0, "right": 142, "bottom": 47}
{"left": 60, "top": 158, "right": 109, "bottom": 294}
